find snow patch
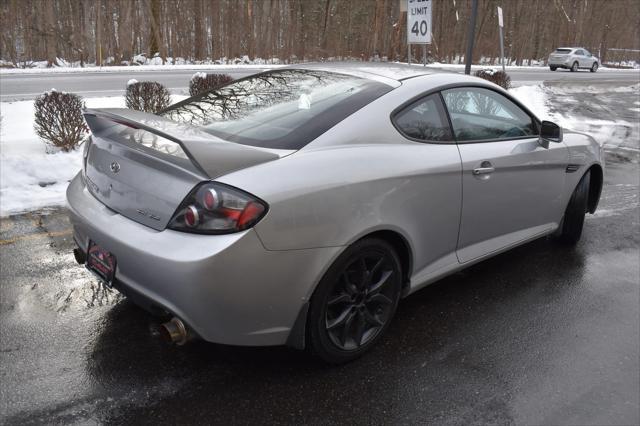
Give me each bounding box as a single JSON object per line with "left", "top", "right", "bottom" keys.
{"left": 1, "top": 96, "right": 119, "bottom": 216}
{"left": 509, "top": 84, "right": 639, "bottom": 154}
{"left": 509, "top": 85, "right": 552, "bottom": 121}
{"left": 127, "top": 79, "right": 138, "bottom": 86}
{"left": 1, "top": 63, "right": 284, "bottom": 75}
{"left": 191, "top": 72, "right": 207, "bottom": 82}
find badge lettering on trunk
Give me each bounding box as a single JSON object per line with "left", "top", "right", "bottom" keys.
{"left": 110, "top": 161, "right": 120, "bottom": 173}
{"left": 137, "top": 209, "right": 161, "bottom": 221}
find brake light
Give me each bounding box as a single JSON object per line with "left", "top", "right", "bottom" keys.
{"left": 202, "top": 188, "right": 219, "bottom": 210}
{"left": 184, "top": 205, "right": 200, "bottom": 227}
{"left": 168, "top": 182, "right": 268, "bottom": 234}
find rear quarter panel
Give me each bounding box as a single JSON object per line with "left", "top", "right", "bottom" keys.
{"left": 218, "top": 144, "right": 462, "bottom": 279}
{"left": 217, "top": 75, "right": 468, "bottom": 277}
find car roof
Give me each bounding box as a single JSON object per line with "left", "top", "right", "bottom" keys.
{"left": 284, "top": 62, "right": 441, "bottom": 83}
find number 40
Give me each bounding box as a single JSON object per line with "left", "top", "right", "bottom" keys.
{"left": 411, "top": 20, "right": 428, "bottom": 36}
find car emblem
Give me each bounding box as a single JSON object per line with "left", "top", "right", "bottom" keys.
{"left": 110, "top": 161, "right": 120, "bottom": 173}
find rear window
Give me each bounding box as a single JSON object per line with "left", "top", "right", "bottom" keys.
{"left": 555, "top": 48, "right": 573, "bottom": 54}
{"left": 162, "top": 69, "right": 393, "bottom": 150}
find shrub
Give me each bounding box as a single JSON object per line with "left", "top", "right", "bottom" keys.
{"left": 34, "top": 90, "right": 88, "bottom": 152}
{"left": 474, "top": 69, "right": 511, "bottom": 89}
{"left": 125, "top": 81, "right": 171, "bottom": 113}
{"left": 189, "top": 72, "right": 234, "bottom": 96}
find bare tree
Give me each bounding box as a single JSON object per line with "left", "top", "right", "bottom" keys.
{"left": 1, "top": 0, "right": 639, "bottom": 67}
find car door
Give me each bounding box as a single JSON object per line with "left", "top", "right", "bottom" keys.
{"left": 582, "top": 49, "right": 593, "bottom": 67}
{"left": 391, "top": 93, "right": 463, "bottom": 280}
{"left": 441, "top": 86, "right": 569, "bottom": 263}
{"left": 576, "top": 49, "right": 588, "bottom": 67}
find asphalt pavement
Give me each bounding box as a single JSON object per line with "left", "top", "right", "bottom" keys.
{"left": 0, "top": 154, "right": 638, "bottom": 425}
{"left": 1, "top": 65, "right": 639, "bottom": 101}
{"left": 0, "top": 76, "right": 639, "bottom": 425}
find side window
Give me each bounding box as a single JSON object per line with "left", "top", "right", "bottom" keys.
{"left": 441, "top": 87, "right": 538, "bottom": 142}
{"left": 393, "top": 94, "right": 452, "bottom": 142}
{"left": 575, "top": 49, "right": 584, "bottom": 56}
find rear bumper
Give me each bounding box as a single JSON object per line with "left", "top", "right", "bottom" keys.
{"left": 66, "top": 172, "right": 341, "bottom": 346}
{"left": 548, "top": 60, "right": 572, "bottom": 67}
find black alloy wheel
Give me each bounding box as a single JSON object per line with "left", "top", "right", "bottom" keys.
{"left": 307, "top": 238, "right": 402, "bottom": 363}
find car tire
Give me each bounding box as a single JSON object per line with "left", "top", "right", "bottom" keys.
{"left": 590, "top": 62, "right": 598, "bottom": 72}
{"left": 550, "top": 66, "right": 557, "bottom": 71}
{"left": 555, "top": 171, "right": 590, "bottom": 245}
{"left": 570, "top": 61, "right": 579, "bottom": 72}
{"left": 307, "top": 238, "right": 403, "bottom": 364}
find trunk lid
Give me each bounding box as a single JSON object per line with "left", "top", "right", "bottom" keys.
{"left": 83, "top": 108, "right": 285, "bottom": 230}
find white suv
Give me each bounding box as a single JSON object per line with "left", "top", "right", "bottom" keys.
{"left": 548, "top": 47, "right": 599, "bottom": 72}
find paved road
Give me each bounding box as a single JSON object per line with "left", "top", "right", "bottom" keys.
{"left": 0, "top": 154, "right": 637, "bottom": 425}
{"left": 1, "top": 66, "right": 638, "bottom": 101}
{"left": 0, "top": 69, "right": 261, "bottom": 101}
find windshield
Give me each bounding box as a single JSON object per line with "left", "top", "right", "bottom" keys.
{"left": 162, "top": 69, "right": 393, "bottom": 150}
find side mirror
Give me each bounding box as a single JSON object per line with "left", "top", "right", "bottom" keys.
{"left": 540, "top": 120, "right": 562, "bottom": 143}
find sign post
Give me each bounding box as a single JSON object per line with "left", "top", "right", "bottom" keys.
{"left": 407, "top": 0, "right": 432, "bottom": 66}
{"left": 497, "top": 6, "right": 505, "bottom": 72}
{"left": 464, "top": 0, "right": 479, "bottom": 74}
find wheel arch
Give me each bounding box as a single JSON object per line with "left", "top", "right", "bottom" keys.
{"left": 360, "top": 229, "right": 413, "bottom": 291}
{"left": 286, "top": 228, "right": 414, "bottom": 351}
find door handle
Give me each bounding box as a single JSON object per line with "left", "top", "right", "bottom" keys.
{"left": 472, "top": 166, "right": 495, "bottom": 175}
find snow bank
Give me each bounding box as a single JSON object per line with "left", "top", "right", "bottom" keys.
{"left": 509, "top": 84, "right": 553, "bottom": 120}
{"left": 423, "top": 62, "right": 639, "bottom": 73}
{"left": 3, "top": 59, "right": 638, "bottom": 76}
{"left": 0, "top": 96, "right": 124, "bottom": 215}
{"left": 0, "top": 95, "right": 182, "bottom": 216}
{"left": 0, "top": 63, "right": 284, "bottom": 75}
{"left": 509, "top": 83, "right": 640, "bottom": 155}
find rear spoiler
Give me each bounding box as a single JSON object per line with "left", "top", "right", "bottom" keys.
{"left": 83, "top": 108, "right": 282, "bottom": 179}
{"left": 83, "top": 108, "right": 209, "bottom": 176}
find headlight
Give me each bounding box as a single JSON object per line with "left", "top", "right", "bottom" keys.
{"left": 167, "top": 182, "right": 268, "bottom": 234}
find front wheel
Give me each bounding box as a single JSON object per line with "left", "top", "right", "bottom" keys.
{"left": 307, "top": 238, "right": 402, "bottom": 364}
{"left": 550, "top": 66, "right": 557, "bottom": 71}
{"left": 570, "top": 61, "right": 579, "bottom": 72}
{"left": 590, "top": 62, "right": 598, "bottom": 72}
{"left": 555, "top": 171, "right": 590, "bottom": 245}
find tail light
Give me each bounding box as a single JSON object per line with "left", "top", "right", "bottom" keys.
{"left": 81, "top": 134, "right": 92, "bottom": 175}
{"left": 167, "top": 182, "right": 267, "bottom": 234}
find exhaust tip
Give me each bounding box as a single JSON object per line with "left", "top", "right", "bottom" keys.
{"left": 73, "top": 248, "right": 86, "bottom": 265}
{"left": 159, "top": 317, "right": 190, "bottom": 345}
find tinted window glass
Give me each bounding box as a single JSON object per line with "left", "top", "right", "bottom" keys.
{"left": 394, "top": 94, "right": 452, "bottom": 142}
{"left": 555, "top": 48, "right": 572, "bottom": 54}
{"left": 162, "top": 69, "right": 393, "bottom": 150}
{"left": 442, "top": 87, "right": 537, "bottom": 141}
{"left": 575, "top": 49, "right": 584, "bottom": 55}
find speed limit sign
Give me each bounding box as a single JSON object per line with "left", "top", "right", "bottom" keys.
{"left": 407, "top": 0, "right": 432, "bottom": 44}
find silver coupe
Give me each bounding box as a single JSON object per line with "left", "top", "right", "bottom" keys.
{"left": 67, "top": 63, "right": 603, "bottom": 363}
